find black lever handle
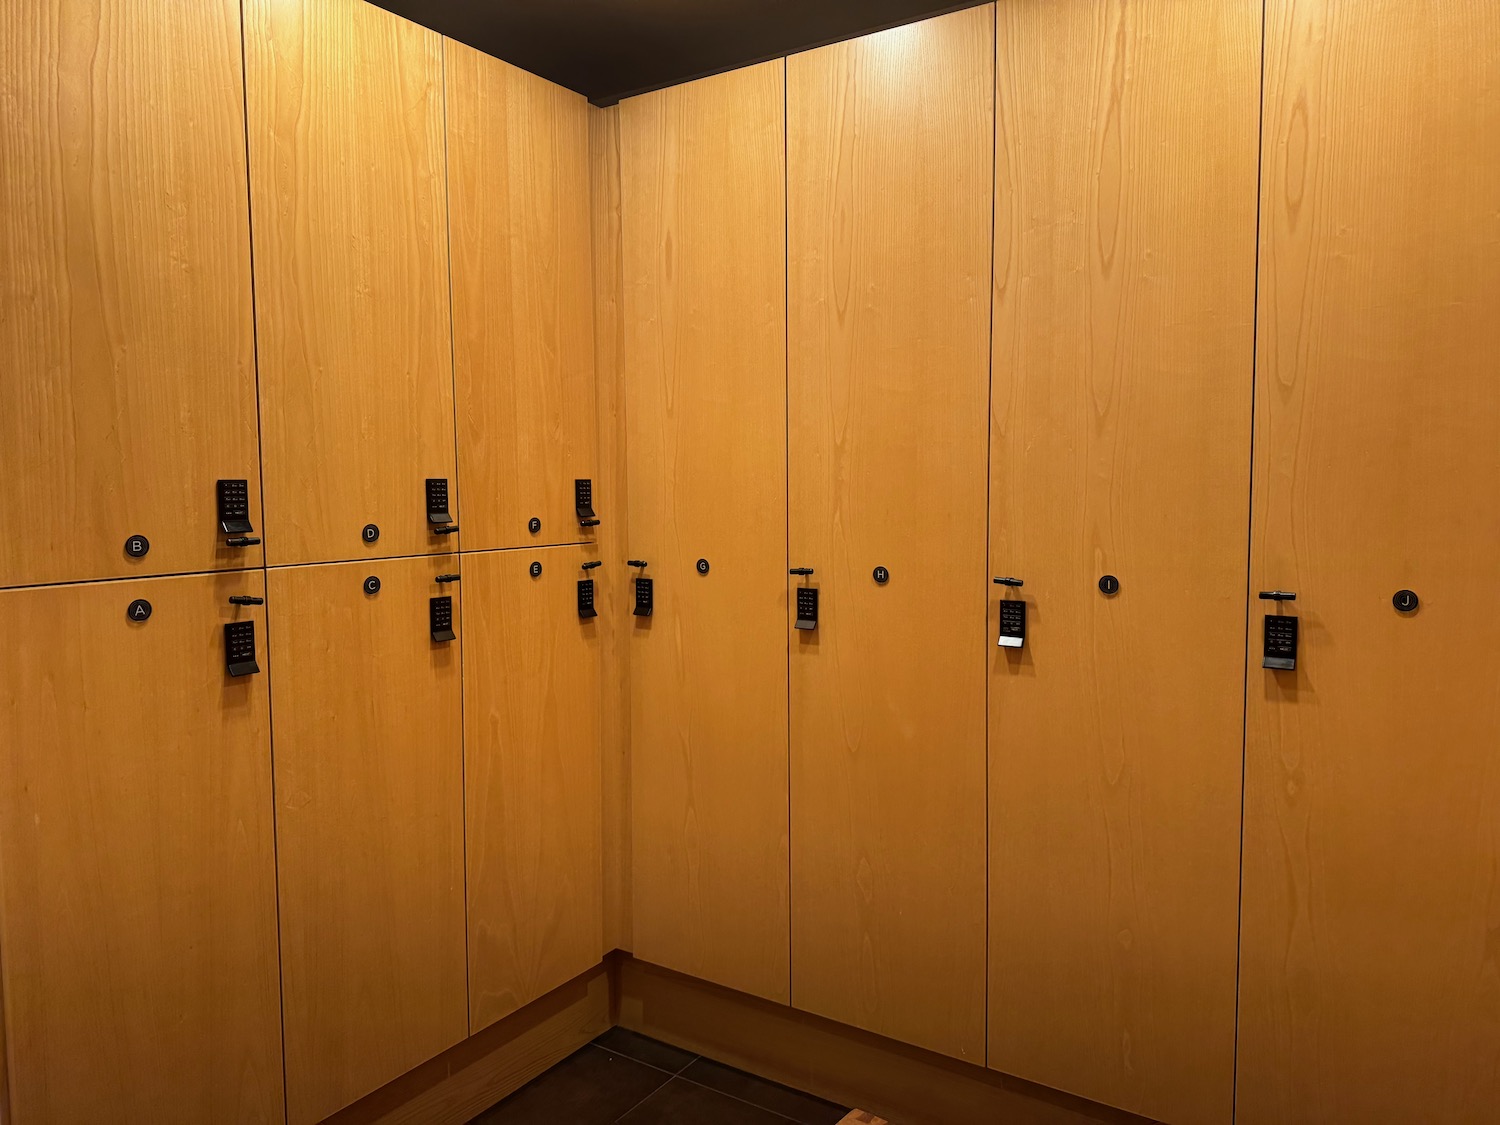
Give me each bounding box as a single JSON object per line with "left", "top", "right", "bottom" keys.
{"left": 627, "top": 559, "right": 649, "bottom": 569}
{"left": 580, "top": 518, "right": 601, "bottom": 527}
{"left": 789, "top": 567, "right": 815, "bottom": 576}
{"left": 1258, "top": 590, "right": 1297, "bottom": 602}
{"left": 436, "top": 573, "right": 460, "bottom": 584}
{"left": 993, "top": 577, "right": 1024, "bottom": 587}
{"left": 228, "top": 595, "right": 265, "bottom": 606}
{"left": 226, "top": 536, "right": 261, "bottom": 548}
{"left": 582, "top": 560, "right": 603, "bottom": 571}
{"left": 434, "top": 525, "right": 460, "bottom": 536}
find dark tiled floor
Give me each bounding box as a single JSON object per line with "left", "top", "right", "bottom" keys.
{"left": 470, "top": 1028, "right": 848, "bottom": 1125}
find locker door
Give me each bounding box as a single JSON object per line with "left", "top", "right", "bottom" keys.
{"left": 621, "top": 62, "right": 790, "bottom": 1004}
{"left": 447, "top": 42, "right": 599, "bottom": 552}
{"left": 787, "top": 8, "right": 992, "bottom": 1062}
{"left": 986, "top": 4, "right": 1259, "bottom": 1122}
{"left": 245, "top": 0, "right": 457, "bottom": 566}
{"left": 0, "top": 574, "right": 282, "bottom": 1124}
{"left": 464, "top": 546, "right": 603, "bottom": 1031}
{"left": 0, "top": 0, "right": 262, "bottom": 587}
{"left": 269, "top": 556, "right": 467, "bottom": 1125}
{"left": 1239, "top": 4, "right": 1500, "bottom": 1122}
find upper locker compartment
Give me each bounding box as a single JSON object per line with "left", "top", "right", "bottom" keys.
{"left": 787, "top": 7, "right": 993, "bottom": 1063}
{"left": 621, "top": 61, "right": 790, "bottom": 1005}
{"left": 447, "top": 42, "right": 600, "bottom": 551}
{"left": 0, "top": 0, "right": 263, "bottom": 587}
{"left": 0, "top": 572, "right": 283, "bottom": 1124}
{"left": 986, "top": 3, "right": 1259, "bottom": 1122}
{"left": 244, "top": 0, "right": 457, "bottom": 566}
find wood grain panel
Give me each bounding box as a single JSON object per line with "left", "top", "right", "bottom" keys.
{"left": 447, "top": 41, "right": 598, "bottom": 552}
{"left": 1239, "top": 3, "right": 1500, "bottom": 1122}
{"left": 464, "top": 545, "right": 604, "bottom": 1032}
{"left": 590, "top": 102, "right": 633, "bottom": 954}
{"left": 0, "top": 0, "right": 261, "bottom": 587}
{"left": 987, "top": 4, "right": 1260, "bottom": 1122}
{"left": 621, "top": 62, "right": 790, "bottom": 1003}
{"left": 786, "top": 8, "right": 992, "bottom": 1062}
{"left": 0, "top": 573, "right": 282, "bottom": 1124}
{"left": 245, "top": 0, "right": 456, "bottom": 566}
{"left": 269, "top": 555, "right": 468, "bottom": 1125}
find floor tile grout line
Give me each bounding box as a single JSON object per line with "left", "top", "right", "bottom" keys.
{"left": 592, "top": 1045, "right": 841, "bottom": 1125}
{"left": 589, "top": 1040, "right": 698, "bottom": 1078}
{"left": 607, "top": 1065, "right": 678, "bottom": 1124}
{"left": 667, "top": 1070, "right": 841, "bottom": 1125}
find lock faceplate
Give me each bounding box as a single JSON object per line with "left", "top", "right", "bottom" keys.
{"left": 998, "top": 599, "right": 1026, "bottom": 649}
{"left": 225, "top": 620, "right": 260, "bottom": 676}
{"left": 1263, "top": 614, "right": 1298, "bottom": 670}
{"left": 429, "top": 595, "right": 456, "bottom": 642}
{"left": 217, "top": 479, "right": 253, "bottom": 535}
{"left": 795, "top": 586, "right": 819, "bottom": 631}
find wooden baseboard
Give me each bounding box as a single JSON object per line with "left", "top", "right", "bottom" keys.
{"left": 319, "top": 962, "right": 611, "bottom": 1125}
{"left": 614, "top": 956, "right": 1152, "bottom": 1125}
{"left": 313, "top": 953, "right": 1148, "bottom": 1125}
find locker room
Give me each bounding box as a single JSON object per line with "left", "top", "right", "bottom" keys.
{"left": 1, "top": 1, "right": 1495, "bottom": 1123}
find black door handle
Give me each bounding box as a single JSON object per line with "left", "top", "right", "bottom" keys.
{"left": 228, "top": 595, "right": 265, "bottom": 606}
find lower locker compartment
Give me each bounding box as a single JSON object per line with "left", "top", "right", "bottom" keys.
{"left": 268, "top": 556, "right": 468, "bottom": 1125}
{"left": 0, "top": 573, "right": 284, "bottom": 1125}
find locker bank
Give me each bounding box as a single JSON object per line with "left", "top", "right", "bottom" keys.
{"left": 1, "top": 1, "right": 1495, "bottom": 1122}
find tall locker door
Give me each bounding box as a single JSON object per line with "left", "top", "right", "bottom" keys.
{"left": 447, "top": 42, "right": 599, "bottom": 553}
{"left": 1239, "top": 4, "right": 1500, "bottom": 1122}
{"left": 465, "top": 545, "right": 603, "bottom": 1031}
{"left": 0, "top": 574, "right": 282, "bottom": 1124}
{"left": 986, "top": 5, "right": 1259, "bottom": 1123}
{"left": 244, "top": 0, "right": 457, "bottom": 567}
{"left": 787, "top": 8, "right": 992, "bottom": 1061}
{"left": 0, "top": 0, "right": 262, "bottom": 587}
{"left": 269, "top": 556, "right": 467, "bottom": 1125}
{"left": 621, "top": 62, "right": 790, "bottom": 1003}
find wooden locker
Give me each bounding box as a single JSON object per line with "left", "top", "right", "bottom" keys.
{"left": 787, "top": 8, "right": 992, "bottom": 1062}
{"left": 464, "top": 545, "right": 604, "bottom": 1031}
{"left": 447, "top": 41, "right": 599, "bottom": 553}
{"left": 269, "top": 556, "right": 467, "bottom": 1125}
{"left": 0, "top": 0, "right": 262, "bottom": 587}
{"left": 986, "top": 4, "right": 1259, "bottom": 1123}
{"left": 1239, "top": 3, "right": 1500, "bottom": 1122}
{"left": 244, "top": 0, "right": 457, "bottom": 567}
{"left": 621, "top": 62, "right": 790, "bottom": 1004}
{"left": 0, "top": 574, "right": 282, "bottom": 1124}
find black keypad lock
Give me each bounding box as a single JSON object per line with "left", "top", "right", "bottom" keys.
{"left": 1263, "top": 614, "right": 1298, "bottom": 671}
{"left": 426, "top": 478, "right": 452, "bottom": 525}
{"left": 430, "top": 595, "right": 456, "bottom": 642}
{"left": 633, "top": 576, "right": 654, "bottom": 617}
{"left": 795, "top": 587, "right": 819, "bottom": 631}
{"left": 578, "top": 578, "right": 597, "bottom": 619}
{"left": 217, "top": 479, "right": 253, "bottom": 534}
{"left": 575, "top": 478, "right": 599, "bottom": 525}
{"left": 224, "top": 620, "right": 260, "bottom": 677}
{"left": 998, "top": 599, "right": 1026, "bottom": 649}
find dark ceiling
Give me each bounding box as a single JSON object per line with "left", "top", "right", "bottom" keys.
{"left": 370, "top": 0, "right": 982, "bottom": 105}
